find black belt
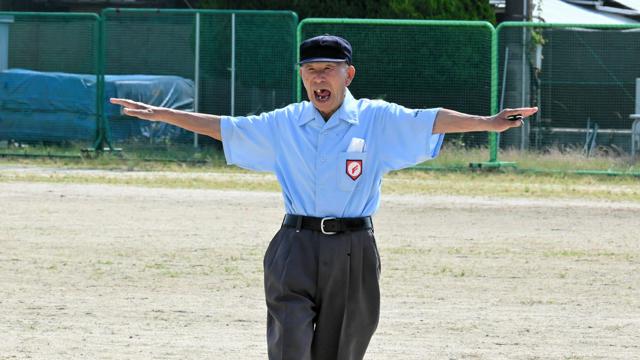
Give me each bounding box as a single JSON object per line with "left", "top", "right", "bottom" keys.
{"left": 282, "top": 214, "right": 373, "bottom": 235}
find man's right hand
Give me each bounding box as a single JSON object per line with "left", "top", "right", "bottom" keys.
{"left": 110, "top": 98, "right": 222, "bottom": 140}
{"left": 110, "top": 98, "right": 166, "bottom": 122}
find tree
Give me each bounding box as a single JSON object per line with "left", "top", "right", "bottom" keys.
{"left": 198, "top": 0, "right": 496, "bottom": 23}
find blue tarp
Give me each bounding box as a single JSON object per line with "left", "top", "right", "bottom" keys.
{"left": 0, "top": 69, "right": 194, "bottom": 142}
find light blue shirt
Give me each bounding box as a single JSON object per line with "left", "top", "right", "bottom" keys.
{"left": 221, "top": 89, "right": 444, "bottom": 217}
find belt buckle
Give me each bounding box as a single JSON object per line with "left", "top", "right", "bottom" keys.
{"left": 320, "top": 217, "right": 337, "bottom": 235}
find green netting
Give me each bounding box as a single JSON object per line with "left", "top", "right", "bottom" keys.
{"left": 5, "top": 13, "right": 637, "bottom": 173}
{"left": 299, "top": 19, "right": 495, "bottom": 150}
{"left": 497, "top": 22, "right": 640, "bottom": 158}
{"left": 102, "top": 9, "right": 297, "bottom": 161}
{"left": 0, "top": 12, "right": 99, "bottom": 147}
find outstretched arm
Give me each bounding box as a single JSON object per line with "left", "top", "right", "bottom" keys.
{"left": 433, "top": 107, "right": 538, "bottom": 134}
{"left": 110, "top": 98, "right": 222, "bottom": 141}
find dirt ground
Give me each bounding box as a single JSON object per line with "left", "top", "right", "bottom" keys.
{"left": 1, "top": 181, "right": 639, "bottom": 360}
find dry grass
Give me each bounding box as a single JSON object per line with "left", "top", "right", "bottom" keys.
{"left": 1, "top": 142, "right": 639, "bottom": 203}
{"left": 499, "top": 146, "right": 639, "bottom": 173}
{"left": 384, "top": 170, "right": 640, "bottom": 201}
{"left": 2, "top": 142, "right": 639, "bottom": 174}
{"left": 1, "top": 164, "right": 639, "bottom": 202}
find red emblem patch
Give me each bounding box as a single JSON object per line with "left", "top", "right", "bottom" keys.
{"left": 346, "top": 159, "right": 363, "bottom": 181}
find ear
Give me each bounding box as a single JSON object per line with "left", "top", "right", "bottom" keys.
{"left": 345, "top": 65, "right": 356, "bottom": 86}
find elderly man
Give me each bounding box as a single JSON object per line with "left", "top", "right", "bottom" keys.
{"left": 111, "top": 34, "right": 537, "bottom": 360}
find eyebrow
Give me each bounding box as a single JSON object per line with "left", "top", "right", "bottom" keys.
{"left": 303, "top": 63, "right": 338, "bottom": 70}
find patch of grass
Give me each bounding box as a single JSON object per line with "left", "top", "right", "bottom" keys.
{"left": 431, "top": 247, "right": 516, "bottom": 258}
{"left": 425, "top": 145, "right": 488, "bottom": 169}
{"left": 433, "top": 265, "right": 469, "bottom": 278}
{"left": 0, "top": 170, "right": 282, "bottom": 192}
{"left": 144, "top": 263, "right": 168, "bottom": 271}
{"left": 384, "top": 170, "right": 640, "bottom": 201}
{"left": 385, "top": 246, "right": 432, "bottom": 255}
{"left": 427, "top": 144, "right": 640, "bottom": 173}
{"left": 520, "top": 299, "right": 556, "bottom": 306}
{"left": 501, "top": 146, "right": 639, "bottom": 173}
{"left": 542, "top": 249, "right": 635, "bottom": 261}
{"left": 0, "top": 142, "right": 224, "bottom": 167}
{"left": 2, "top": 166, "right": 639, "bottom": 201}
{"left": 142, "top": 262, "right": 187, "bottom": 278}
{"left": 163, "top": 271, "right": 181, "bottom": 278}
{"left": 223, "top": 265, "right": 240, "bottom": 274}
{"left": 2, "top": 145, "right": 640, "bottom": 202}
{"left": 2, "top": 141, "right": 639, "bottom": 173}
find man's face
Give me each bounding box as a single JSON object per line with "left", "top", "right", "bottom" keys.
{"left": 300, "top": 62, "right": 355, "bottom": 120}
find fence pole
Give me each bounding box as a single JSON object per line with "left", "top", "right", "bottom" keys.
{"left": 92, "top": 13, "right": 114, "bottom": 152}
{"left": 230, "top": 13, "right": 236, "bottom": 117}
{"left": 489, "top": 26, "right": 499, "bottom": 163}
{"left": 193, "top": 12, "right": 200, "bottom": 148}
{"left": 472, "top": 23, "right": 516, "bottom": 169}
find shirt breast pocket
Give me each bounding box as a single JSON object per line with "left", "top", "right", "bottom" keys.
{"left": 337, "top": 151, "right": 367, "bottom": 192}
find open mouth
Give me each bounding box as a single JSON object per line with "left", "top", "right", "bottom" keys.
{"left": 313, "top": 89, "right": 331, "bottom": 103}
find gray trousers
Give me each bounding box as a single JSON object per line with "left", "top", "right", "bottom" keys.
{"left": 263, "top": 227, "right": 381, "bottom": 360}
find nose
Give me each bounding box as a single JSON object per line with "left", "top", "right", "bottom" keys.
{"left": 312, "top": 72, "right": 326, "bottom": 83}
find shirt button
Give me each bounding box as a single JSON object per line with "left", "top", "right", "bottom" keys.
{"left": 320, "top": 157, "right": 327, "bottom": 163}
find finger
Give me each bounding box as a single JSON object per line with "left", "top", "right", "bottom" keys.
{"left": 508, "top": 107, "right": 538, "bottom": 118}
{"left": 502, "top": 109, "right": 537, "bottom": 123}
{"left": 110, "top": 98, "right": 147, "bottom": 110}
{"left": 506, "top": 119, "right": 524, "bottom": 129}
{"left": 123, "top": 108, "right": 155, "bottom": 119}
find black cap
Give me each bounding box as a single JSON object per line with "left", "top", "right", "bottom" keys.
{"left": 299, "top": 34, "right": 352, "bottom": 65}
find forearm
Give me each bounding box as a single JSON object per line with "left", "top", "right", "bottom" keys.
{"left": 432, "top": 108, "right": 491, "bottom": 134}
{"left": 110, "top": 98, "right": 224, "bottom": 140}
{"left": 157, "top": 108, "right": 222, "bottom": 140}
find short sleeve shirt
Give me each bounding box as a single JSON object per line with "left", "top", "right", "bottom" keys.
{"left": 221, "top": 89, "right": 444, "bottom": 217}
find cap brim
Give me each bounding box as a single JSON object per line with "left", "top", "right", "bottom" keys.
{"left": 298, "top": 58, "right": 348, "bottom": 65}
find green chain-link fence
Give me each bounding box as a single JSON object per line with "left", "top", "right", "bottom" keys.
{"left": 101, "top": 8, "right": 297, "bottom": 162}
{"left": 2, "top": 13, "right": 639, "bottom": 174}
{"left": 497, "top": 22, "right": 640, "bottom": 169}
{"left": 298, "top": 18, "right": 496, "bottom": 164}
{"left": 0, "top": 12, "right": 99, "bottom": 156}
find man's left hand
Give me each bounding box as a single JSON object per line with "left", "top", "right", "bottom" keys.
{"left": 490, "top": 107, "right": 539, "bottom": 132}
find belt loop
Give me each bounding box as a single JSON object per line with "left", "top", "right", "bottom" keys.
{"left": 295, "top": 215, "right": 302, "bottom": 233}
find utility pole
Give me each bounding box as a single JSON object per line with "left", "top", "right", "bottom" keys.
{"left": 502, "top": 0, "right": 533, "bottom": 150}
{"left": 505, "top": 0, "right": 532, "bottom": 21}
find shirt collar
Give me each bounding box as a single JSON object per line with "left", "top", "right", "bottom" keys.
{"left": 298, "top": 88, "right": 359, "bottom": 127}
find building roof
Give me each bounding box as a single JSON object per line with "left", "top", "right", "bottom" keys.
{"left": 610, "top": 0, "right": 640, "bottom": 13}
{"left": 535, "top": 0, "right": 638, "bottom": 24}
